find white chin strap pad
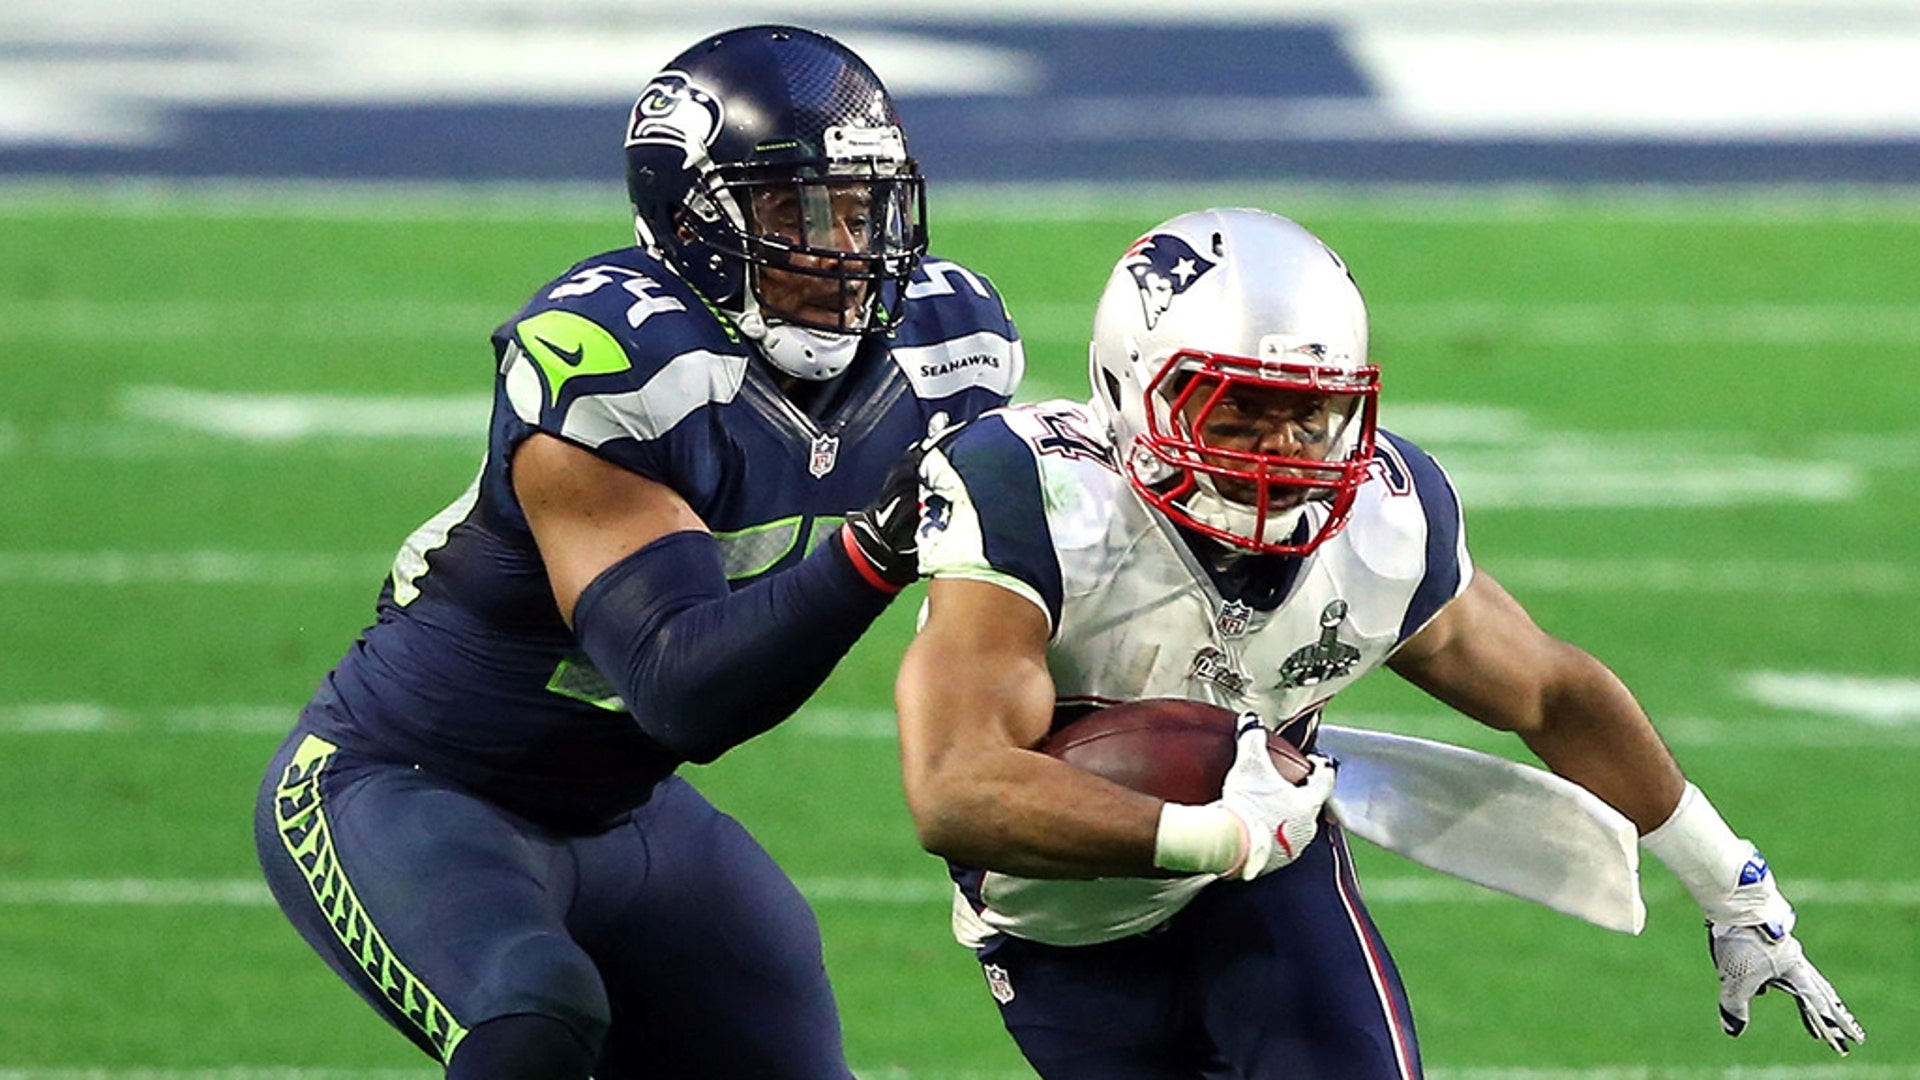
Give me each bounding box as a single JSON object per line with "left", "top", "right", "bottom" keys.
{"left": 1183, "top": 474, "right": 1308, "bottom": 549}
{"left": 738, "top": 310, "right": 860, "bottom": 382}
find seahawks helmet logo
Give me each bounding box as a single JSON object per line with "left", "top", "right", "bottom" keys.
{"left": 625, "top": 72, "right": 723, "bottom": 169}
{"left": 1123, "top": 233, "right": 1216, "bottom": 330}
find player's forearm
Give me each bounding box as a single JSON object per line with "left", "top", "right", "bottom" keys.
{"left": 572, "top": 529, "right": 893, "bottom": 763}
{"left": 1519, "top": 646, "right": 1686, "bottom": 833}
{"left": 896, "top": 660, "right": 1164, "bottom": 877}
{"left": 906, "top": 749, "right": 1167, "bottom": 878}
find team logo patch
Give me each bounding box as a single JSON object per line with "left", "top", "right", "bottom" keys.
{"left": 626, "top": 71, "right": 723, "bottom": 169}
{"left": 919, "top": 492, "right": 953, "bottom": 536}
{"left": 1122, "top": 232, "right": 1217, "bottom": 329}
{"left": 1188, "top": 646, "right": 1252, "bottom": 697}
{"left": 809, "top": 433, "right": 840, "bottom": 478}
{"left": 1215, "top": 599, "right": 1253, "bottom": 639}
{"left": 1278, "top": 600, "right": 1362, "bottom": 689}
{"left": 983, "top": 962, "right": 1015, "bottom": 1005}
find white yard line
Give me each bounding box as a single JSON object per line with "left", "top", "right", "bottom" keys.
{"left": 1489, "top": 558, "right": 1916, "bottom": 594}
{"left": 0, "top": 300, "right": 499, "bottom": 342}
{"left": 9, "top": 298, "right": 1920, "bottom": 347}
{"left": 66, "top": 385, "right": 1910, "bottom": 511}
{"left": 1740, "top": 671, "right": 1920, "bottom": 724}
{"left": 0, "top": 551, "right": 386, "bottom": 586}
{"left": 121, "top": 387, "right": 490, "bottom": 441}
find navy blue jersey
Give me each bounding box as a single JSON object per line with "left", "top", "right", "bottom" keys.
{"left": 309, "top": 247, "right": 1022, "bottom": 829}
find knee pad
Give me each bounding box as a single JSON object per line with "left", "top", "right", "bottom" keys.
{"left": 448, "top": 1013, "right": 596, "bottom": 1080}
{"left": 472, "top": 931, "right": 610, "bottom": 1053}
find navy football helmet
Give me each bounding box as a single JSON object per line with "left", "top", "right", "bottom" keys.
{"left": 624, "top": 26, "right": 928, "bottom": 381}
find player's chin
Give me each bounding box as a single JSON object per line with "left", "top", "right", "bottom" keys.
{"left": 786, "top": 296, "right": 867, "bottom": 331}
{"left": 1221, "top": 484, "right": 1303, "bottom": 512}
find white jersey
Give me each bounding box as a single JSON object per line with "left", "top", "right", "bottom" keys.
{"left": 916, "top": 400, "right": 1473, "bottom": 947}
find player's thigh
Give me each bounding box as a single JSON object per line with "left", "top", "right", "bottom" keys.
{"left": 973, "top": 931, "right": 1200, "bottom": 1080}
{"left": 1187, "top": 824, "right": 1421, "bottom": 1080}
{"left": 255, "top": 725, "right": 610, "bottom": 1059}
{"left": 571, "top": 776, "right": 852, "bottom": 1080}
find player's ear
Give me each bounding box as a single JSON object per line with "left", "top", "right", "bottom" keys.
{"left": 672, "top": 208, "right": 699, "bottom": 245}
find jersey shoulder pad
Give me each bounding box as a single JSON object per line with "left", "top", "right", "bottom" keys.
{"left": 1357, "top": 429, "right": 1473, "bottom": 642}
{"left": 496, "top": 248, "right": 752, "bottom": 449}
{"left": 920, "top": 400, "right": 1119, "bottom": 631}
{"left": 891, "top": 255, "right": 1024, "bottom": 402}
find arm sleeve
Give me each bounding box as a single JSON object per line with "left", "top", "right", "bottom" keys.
{"left": 570, "top": 527, "right": 892, "bottom": 763}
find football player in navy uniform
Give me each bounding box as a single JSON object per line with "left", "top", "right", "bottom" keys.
{"left": 253, "top": 26, "right": 1021, "bottom": 1080}
{"left": 895, "top": 208, "right": 1861, "bottom": 1079}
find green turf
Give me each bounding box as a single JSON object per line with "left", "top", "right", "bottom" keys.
{"left": 1, "top": 183, "right": 1914, "bottom": 1076}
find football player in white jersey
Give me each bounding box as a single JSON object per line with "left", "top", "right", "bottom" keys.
{"left": 895, "top": 208, "right": 1862, "bottom": 1079}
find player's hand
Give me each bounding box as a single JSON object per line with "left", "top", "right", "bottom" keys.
{"left": 1709, "top": 921, "right": 1865, "bottom": 1055}
{"left": 1216, "top": 716, "right": 1336, "bottom": 881}
{"left": 842, "top": 425, "right": 952, "bottom": 590}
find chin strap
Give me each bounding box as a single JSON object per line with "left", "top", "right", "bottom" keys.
{"left": 736, "top": 308, "right": 861, "bottom": 382}
{"left": 1178, "top": 474, "right": 1314, "bottom": 551}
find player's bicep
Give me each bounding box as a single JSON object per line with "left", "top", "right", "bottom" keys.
{"left": 511, "top": 432, "right": 708, "bottom": 622}
{"left": 896, "top": 578, "right": 1054, "bottom": 784}
{"left": 1387, "top": 570, "right": 1567, "bottom": 732}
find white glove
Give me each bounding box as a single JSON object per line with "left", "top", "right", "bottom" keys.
{"left": 1709, "top": 920, "right": 1866, "bottom": 1055}
{"left": 1216, "top": 715, "right": 1337, "bottom": 881}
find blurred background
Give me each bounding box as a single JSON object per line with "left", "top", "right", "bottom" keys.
{"left": 3, "top": 2, "right": 1917, "bottom": 1078}
{"left": 8, "top": 0, "right": 1920, "bottom": 185}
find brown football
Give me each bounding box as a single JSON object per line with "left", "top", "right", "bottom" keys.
{"left": 1037, "top": 698, "right": 1311, "bottom": 804}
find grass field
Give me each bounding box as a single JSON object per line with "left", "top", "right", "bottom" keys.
{"left": 0, "top": 181, "right": 1915, "bottom": 1078}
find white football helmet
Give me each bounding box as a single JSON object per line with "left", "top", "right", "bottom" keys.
{"left": 1088, "top": 208, "right": 1378, "bottom": 556}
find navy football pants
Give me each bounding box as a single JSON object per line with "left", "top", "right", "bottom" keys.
{"left": 254, "top": 722, "right": 855, "bottom": 1079}
{"left": 977, "top": 824, "right": 1421, "bottom": 1080}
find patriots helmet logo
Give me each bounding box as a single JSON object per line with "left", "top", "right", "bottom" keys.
{"left": 1123, "top": 233, "right": 1217, "bottom": 329}
{"left": 625, "top": 71, "right": 724, "bottom": 170}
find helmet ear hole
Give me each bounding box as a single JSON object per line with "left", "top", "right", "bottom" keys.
{"left": 1100, "top": 368, "right": 1124, "bottom": 412}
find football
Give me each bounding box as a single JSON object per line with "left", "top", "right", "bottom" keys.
{"left": 1038, "top": 698, "right": 1312, "bottom": 804}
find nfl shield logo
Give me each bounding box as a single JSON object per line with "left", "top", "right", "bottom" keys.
{"left": 983, "top": 963, "right": 1015, "bottom": 1005}
{"left": 1216, "top": 599, "right": 1252, "bottom": 639}
{"left": 808, "top": 433, "right": 840, "bottom": 478}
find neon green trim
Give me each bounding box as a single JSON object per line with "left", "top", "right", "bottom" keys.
{"left": 514, "top": 309, "right": 632, "bottom": 409}
{"left": 547, "top": 656, "right": 626, "bottom": 712}
{"left": 682, "top": 280, "right": 741, "bottom": 343}
{"left": 712, "top": 516, "right": 806, "bottom": 581}
{"left": 805, "top": 515, "right": 845, "bottom": 558}
{"left": 275, "top": 735, "right": 470, "bottom": 1061}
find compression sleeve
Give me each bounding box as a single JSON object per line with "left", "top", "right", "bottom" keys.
{"left": 570, "top": 527, "right": 893, "bottom": 763}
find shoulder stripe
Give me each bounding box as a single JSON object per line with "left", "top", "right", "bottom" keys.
{"left": 932, "top": 417, "right": 1065, "bottom": 629}
{"left": 894, "top": 330, "right": 1024, "bottom": 401}
{"left": 1381, "top": 430, "right": 1471, "bottom": 643}
{"left": 505, "top": 345, "right": 747, "bottom": 447}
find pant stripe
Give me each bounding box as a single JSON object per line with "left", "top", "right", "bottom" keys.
{"left": 1328, "top": 828, "right": 1421, "bottom": 1080}
{"left": 273, "top": 734, "right": 471, "bottom": 1062}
